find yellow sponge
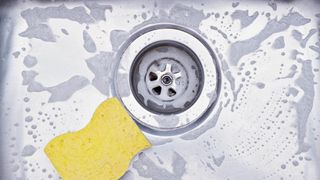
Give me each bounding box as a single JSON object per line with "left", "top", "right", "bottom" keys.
{"left": 44, "top": 98, "right": 151, "bottom": 180}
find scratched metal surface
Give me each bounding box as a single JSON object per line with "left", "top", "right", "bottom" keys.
{"left": 0, "top": 0, "right": 319, "bottom": 179}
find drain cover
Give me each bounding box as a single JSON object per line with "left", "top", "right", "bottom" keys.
{"left": 115, "top": 24, "right": 220, "bottom": 132}
{"left": 132, "top": 43, "right": 202, "bottom": 114}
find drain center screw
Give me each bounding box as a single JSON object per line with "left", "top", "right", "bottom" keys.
{"left": 161, "top": 74, "right": 173, "bottom": 86}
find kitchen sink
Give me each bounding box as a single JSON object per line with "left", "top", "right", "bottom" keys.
{"left": 0, "top": 0, "right": 319, "bottom": 179}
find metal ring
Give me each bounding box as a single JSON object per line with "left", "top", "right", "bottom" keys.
{"left": 114, "top": 24, "right": 220, "bottom": 133}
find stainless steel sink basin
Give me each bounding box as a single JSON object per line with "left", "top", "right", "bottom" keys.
{"left": 0, "top": 0, "right": 319, "bottom": 179}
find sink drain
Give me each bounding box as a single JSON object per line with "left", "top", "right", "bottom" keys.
{"left": 115, "top": 24, "right": 220, "bottom": 132}
{"left": 132, "top": 43, "right": 202, "bottom": 114}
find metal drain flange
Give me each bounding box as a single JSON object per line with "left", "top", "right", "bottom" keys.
{"left": 115, "top": 24, "right": 220, "bottom": 132}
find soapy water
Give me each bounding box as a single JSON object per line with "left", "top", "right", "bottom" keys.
{"left": 0, "top": 0, "right": 319, "bottom": 179}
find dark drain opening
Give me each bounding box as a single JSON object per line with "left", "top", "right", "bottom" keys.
{"left": 168, "top": 88, "right": 176, "bottom": 97}
{"left": 152, "top": 86, "right": 162, "bottom": 95}
{"left": 149, "top": 72, "right": 158, "bottom": 81}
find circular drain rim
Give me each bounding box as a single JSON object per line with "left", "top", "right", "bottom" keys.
{"left": 132, "top": 42, "right": 203, "bottom": 114}
{"left": 114, "top": 24, "right": 221, "bottom": 133}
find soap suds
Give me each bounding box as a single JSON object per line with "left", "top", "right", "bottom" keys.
{"left": 309, "top": 42, "right": 320, "bottom": 60}
{"left": 210, "top": 26, "right": 230, "bottom": 43}
{"left": 272, "top": 36, "right": 285, "bottom": 49}
{"left": 120, "top": 170, "right": 135, "bottom": 180}
{"left": 141, "top": 12, "right": 147, "bottom": 20}
{"left": 220, "top": 59, "right": 244, "bottom": 111}
{"left": 20, "top": 5, "right": 95, "bottom": 42}
{"left": 23, "top": 97, "right": 30, "bottom": 102}
{"left": 12, "top": 51, "right": 20, "bottom": 58}
{"left": 181, "top": 102, "right": 223, "bottom": 140}
{"left": 268, "top": 0, "right": 277, "bottom": 11}
{"left": 275, "top": 110, "right": 282, "bottom": 118}
{"left": 21, "top": 145, "right": 37, "bottom": 157}
{"left": 23, "top": 55, "right": 38, "bottom": 68}
{"left": 230, "top": 11, "right": 310, "bottom": 65}
{"left": 292, "top": 29, "right": 317, "bottom": 48}
{"left": 20, "top": 24, "right": 56, "bottom": 42}
{"left": 83, "top": 30, "right": 96, "bottom": 53}
{"left": 110, "top": 30, "right": 129, "bottom": 51}
{"left": 254, "top": 82, "right": 265, "bottom": 89}
{"left": 206, "top": 162, "right": 215, "bottom": 171}
{"left": 11, "top": 165, "right": 19, "bottom": 172}
{"left": 25, "top": 116, "right": 33, "bottom": 122}
{"left": 221, "top": 60, "right": 235, "bottom": 93}
{"left": 168, "top": 4, "right": 207, "bottom": 29}
{"left": 291, "top": 49, "right": 304, "bottom": 60}
{"left": 149, "top": 138, "right": 173, "bottom": 146}
{"left": 231, "top": 10, "right": 258, "bottom": 29}
{"left": 133, "top": 152, "right": 186, "bottom": 180}
{"left": 232, "top": 84, "right": 243, "bottom": 108}
{"left": 287, "top": 87, "right": 299, "bottom": 97}
{"left": 132, "top": 3, "right": 208, "bottom": 33}
{"left": 85, "top": 52, "right": 115, "bottom": 95}
{"left": 213, "top": 155, "right": 225, "bottom": 167}
{"left": 117, "top": 73, "right": 131, "bottom": 97}
{"left": 22, "top": 71, "right": 89, "bottom": 102}
{"left": 277, "top": 65, "right": 298, "bottom": 80}
{"left": 46, "top": 76, "right": 90, "bottom": 102}
{"left": 84, "top": 1, "right": 112, "bottom": 21}
{"left": 232, "top": 2, "right": 240, "bottom": 8}
{"left": 119, "top": 3, "right": 208, "bottom": 53}
{"left": 22, "top": 70, "right": 38, "bottom": 85}
{"left": 154, "top": 115, "right": 179, "bottom": 128}
{"left": 294, "top": 59, "right": 315, "bottom": 154}
{"left": 61, "top": 28, "right": 69, "bottom": 35}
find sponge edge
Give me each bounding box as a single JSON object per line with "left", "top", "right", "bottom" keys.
{"left": 44, "top": 98, "right": 151, "bottom": 180}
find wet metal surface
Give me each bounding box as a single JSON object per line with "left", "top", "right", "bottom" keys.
{"left": 0, "top": 0, "right": 320, "bottom": 179}
{"left": 117, "top": 26, "right": 219, "bottom": 132}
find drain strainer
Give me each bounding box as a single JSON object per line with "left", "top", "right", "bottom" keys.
{"left": 132, "top": 43, "right": 202, "bottom": 114}
{"left": 115, "top": 24, "right": 220, "bottom": 132}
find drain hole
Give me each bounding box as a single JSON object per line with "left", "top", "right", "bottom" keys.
{"left": 149, "top": 72, "right": 158, "bottom": 81}
{"left": 168, "top": 88, "right": 176, "bottom": 97}
{"left": 152, "top": 86, "right": 162, "bottom": 95}
{"left": 131, "top": 41, "right": 205, "bottom": 114}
